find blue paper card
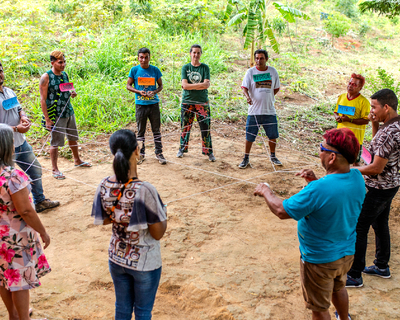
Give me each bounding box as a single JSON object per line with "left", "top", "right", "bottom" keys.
{"left": 253, "top": 73, "right": 271, "bottom": 82}
{"left": 338, "top": 105, "right": 355, "bottom": 116}
{"left": 2, "top": 97, "right": 20, "bottom": 110}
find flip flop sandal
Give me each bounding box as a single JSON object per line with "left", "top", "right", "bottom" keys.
{"left": 75, "top": 161, "right": 92, "bottom": 167}
{"left": 52, "top": 172, "right": 66, "bottom": 180}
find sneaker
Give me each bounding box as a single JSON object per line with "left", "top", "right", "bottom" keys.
{"left": 238, "top": 157, "right": 250, "bottom": 169}
{"left": 208, "top": 153, "right": 216, "bottom": 162}
{"left": 177, "top": 150, "right": 184, "bottom": 158}
{"left": 345, "top": 274, "right": 363, "bottom": 288}
{"left": 137, "top": 154, "right": 145, "bottom": 165}
{"left": 156, "top": 153, "right": 167, "bottom": 165}
{"left": 270, "top": 156, "right": 283, "bottom": 166}
{"left": 334, "top": 311, "right": 352, "bottom": 320}
{"left": 35, "top": 199, "right": 60, "bottom": 213}
{"left": 362, "top": 265, "right": 391, "bottom": 278}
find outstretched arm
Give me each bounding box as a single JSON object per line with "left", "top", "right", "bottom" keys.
{"left": 356, "top": 155, "right": 388, "bottom": 176}
{"left": 254, "top": 183, "right": 291, "bottom": 220}
{"left": 295, "top": 169, "right": 318, "bottom": 183}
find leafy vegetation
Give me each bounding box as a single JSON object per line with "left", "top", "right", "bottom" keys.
{"left": 323, "top": 13, "right": 351, "bottom": 47}
{"left": 225, "top": 0, "right": 309, "bottom": 61}
{"left": 1, "top": 0, "right": 400, "bottom": 150}
{"left": 359, "top": 0, "right": 400, "bottom": 19}
{"left": 367, "top": 68, "right": 400, "bottom": 96}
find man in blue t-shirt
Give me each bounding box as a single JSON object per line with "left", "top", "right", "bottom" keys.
{"left": 254, "top": 128, "right": 366, "bottom": 320}
{"left": 127, "top": 48, "right": 166, "bottom": 165}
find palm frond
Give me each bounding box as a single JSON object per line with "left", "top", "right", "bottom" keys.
{"left": 264, "top": 20, "right": 280, "bottom": 53}
{"left": 228, "top": 12, "right": 247, "bottom": 26}
{"left": 244, "top": 10, "right": 258, "bottom": 49}
{"left": 273, "top": 2, "right": 310, "bottom": 23}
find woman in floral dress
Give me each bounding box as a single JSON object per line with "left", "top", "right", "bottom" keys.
{"left": 0, "top": 124, "right": 51, "bottom": 320}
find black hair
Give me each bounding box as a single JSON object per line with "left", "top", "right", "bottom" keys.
{"left": 0, "top": 124, "right": 14, "bottom": 167}
{"left": 0, "top": 61, "right": 2, "bottom": 68}
{"left": 371, "top": 89, "right": 398, "bottom": 111}
{"left": 254, "top": 49, "right": 268, "bottom": 59}
{"left": 190, "top": 44, "right": 202, "bottom": 53}
{"left": 109, "top": 129, "right": 138, "bottom": 183}
{"left": 138, "top": 47, "right": 151, "bottom": 56}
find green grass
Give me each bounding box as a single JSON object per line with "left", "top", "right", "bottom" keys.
{"left": 1, "top": 0, "right": 399, "bottom": 146}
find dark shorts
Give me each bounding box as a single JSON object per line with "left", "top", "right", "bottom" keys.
{"left": 300, "top": 255, "right": 354, "bottom": 312}
{"left": 246, "top": 115, "right": 279, "bottom": 142}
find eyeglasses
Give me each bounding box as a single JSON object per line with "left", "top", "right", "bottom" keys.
{"left": 320, "top": 143, "right": 341, "bottom": 154}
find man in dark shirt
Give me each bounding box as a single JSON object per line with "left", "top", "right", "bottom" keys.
{"left": 347, "top": 89, "right": 400, "bottom": 287}
{"left": 39, "top": 50, "right": 91, "bottom": 180}
{"left": 177, "top": 44, "right": 215, "bottom": 162}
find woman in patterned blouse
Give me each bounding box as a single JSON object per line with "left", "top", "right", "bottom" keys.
{"left": 92, "top": 129, "right": 167, "bottom": 320}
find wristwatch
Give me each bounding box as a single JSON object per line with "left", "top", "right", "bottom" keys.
{"left": 14, "top": 126, "right": 18, "bottom": 133}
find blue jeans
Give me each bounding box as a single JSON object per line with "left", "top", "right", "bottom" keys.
{"left": 109, "top": 260, "right": 162, "bottom": 320}
{"left": 14, "top": 141, "right": 45, "bottom": 204}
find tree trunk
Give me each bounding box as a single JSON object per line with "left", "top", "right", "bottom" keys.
{"left": 250, "top": 40, "right": 255, "bottom": 67}
{"left": 287, "top": 22, "right": 295, "bottom": 52}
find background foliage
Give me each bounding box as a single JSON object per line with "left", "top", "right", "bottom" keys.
{"left": 1, "top": 0, "right": 400, "bottom": 144}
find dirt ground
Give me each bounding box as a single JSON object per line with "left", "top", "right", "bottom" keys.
{"left": 1, "top": 120, "right": 400, "bottom": 320}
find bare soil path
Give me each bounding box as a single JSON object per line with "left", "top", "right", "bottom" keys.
{"left": 1, "top": 121, "right": 399, "bottom": 320}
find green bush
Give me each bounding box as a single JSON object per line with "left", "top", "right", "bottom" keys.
{"left": 367, "top": 67, "right": 400, "bottom": 97}
{"left": 335, "top": 0, "right": 359, "bottom": 18}
{"left": 358, "top": 21, "right": 370, "bottom": 37}
{"left": 323, "top": 12, "right": 351, "bottom": 47}
{"left": 152, "top": 1, "right": 224, "bottom": 35}
{"left": 272, "top": 17, "right": 286, "bottom": 36}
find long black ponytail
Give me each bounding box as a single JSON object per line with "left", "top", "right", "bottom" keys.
{"left": 109, "top": 129, "right": 138, "bottom": 183}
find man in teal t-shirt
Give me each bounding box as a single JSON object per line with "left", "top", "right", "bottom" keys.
{"left": 127, "top": 47, "right": 166, "bottom": 165}
{"left": 254, "top": 128, "right": 366, "bottom": 320}
{"left": 177, "top": 44, "right": 215, "bottom": 162}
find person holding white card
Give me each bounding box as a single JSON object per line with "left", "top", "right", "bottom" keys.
{"left": 333, "top": 74, "right": 370, "bottom": 165}
{"left": 39, "top": 50, "right": 91, "bottom": 180}
{"left": 0, "top": 62, "right": 60, "bottom": 213}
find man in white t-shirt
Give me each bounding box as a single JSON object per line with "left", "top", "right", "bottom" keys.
{"left": 239, "top": 49, "right": 281, "bottom": 168}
